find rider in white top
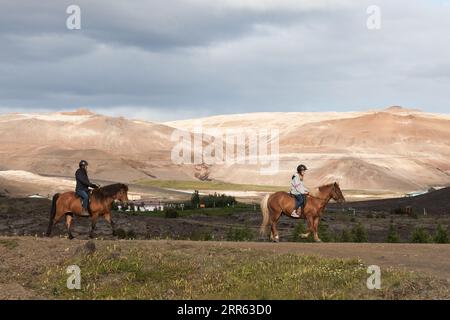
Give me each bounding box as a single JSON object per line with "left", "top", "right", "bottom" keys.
{"left": 290, "top": 164, "right": 309, "bottom": 218}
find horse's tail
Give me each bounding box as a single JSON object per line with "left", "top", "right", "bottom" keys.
{"left": 260, "top": 193, "right": 271, "bottom": 235}
{"left": 46, "top": 193, "right": 59, "bottom": 236}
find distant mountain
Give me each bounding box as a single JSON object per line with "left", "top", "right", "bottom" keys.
{"left": 1, "top": 106, "right": 449, "bottom": 192}
{"left": 0, "top": 109, "right": 192, "bottom": 182}
{"left": 328, "top": 187, "right": 450, "bottom": 215}
{"left": 167, "top": 106, "right": 450, "bottom": 191}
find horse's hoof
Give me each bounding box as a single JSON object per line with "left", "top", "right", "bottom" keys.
{"left": 300, "top": 234, "right": 309, "bottom": 239}
{"left": 314, "top": 239, "right": 322, "bottom": 243}
{"left": 68, "top": 235, "right": 74, "bottom": 240}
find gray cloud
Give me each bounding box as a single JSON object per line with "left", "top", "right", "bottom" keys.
{"left": 0, "top": 0, "right": 449, "bottom": 120}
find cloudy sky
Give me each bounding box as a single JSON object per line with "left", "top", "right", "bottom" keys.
{"left": 1, "top": 0, "right": 450, "bottom": 120}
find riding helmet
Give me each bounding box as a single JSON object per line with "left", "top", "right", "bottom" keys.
{"left": 79, "top": 160, "right": 89, "bottom": 168}
{"left": 297, "top": 164, "right": 308, "bottom": 173}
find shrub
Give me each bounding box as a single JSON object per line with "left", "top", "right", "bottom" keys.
{"left": 318, "top": 222, "right": 334, "bottom": 242}
{"left": 164, "top": 208, "right": 178, "bottom": 219}
{"left": 114, "top": 228, "right": 136, "bottom": 239}
{"left": 115, "top": 228, "right": 126, "bottom": 239}
{"left": 411, "top": 227, "right": 430, "bottom": 243}
{"left": 351, "top": 223, "right": 368, "bottom": 243}
{"left": 386, "top": 224, "right": 401, "bottom": 243}
{"left": 291, "top": 222, "right": 313, "bottom": 242}
{"left": 226, "top": 226, "right": 254, "bottom": 241}
{"left": 433, "top": 224, "right": 449, "bottom": 244}
{"left": 338, "top": 229, "right": 352, "bottom": 242}
{"left": 189, "top": 229, "right": 214, "bottom": 241}
{"left": 191, "top": 190, "right": 200, "bottom": 208}
{"left": 126, "top": 229, "right": 136, "bottom": 239}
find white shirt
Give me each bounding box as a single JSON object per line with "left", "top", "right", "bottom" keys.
{"left": 290, "top": 173, "right": 309, "bottom": 195}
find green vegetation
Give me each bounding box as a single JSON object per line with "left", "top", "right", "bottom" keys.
{"left": 188, "top": 229, "right": 214, "bottom": 241}
{"left": 41, "top": 245, "right": 448, "bottom": 300}
{"left": 338, "top": 229, "right": 353, "bottom": 242}
{"left": 411, "top": 227, "right": 431, "bottom": 243}
{"left": 226, "top": 226, "right": 255, "bottom": 241}
{"left": 433, "top": 224, "right": 449, "bottom": 244}
{"left": 120, "top": 204, "right": 254, "bottom": 219}
{"left": 333, "top": 224, "right": 368, "bottom": 243}
{"left": 164, "top": 208, "right": 179, "bottom": 219}
{"left": 350, "top": 223, "right": 369, "bottom": 243}
{"left": 0, "top": 238, "right": 19, "bottom": 249}
{"left": 190, "top": 190, "right": 236, "bottom": 209}
{"left": 386, "top": 224, "right": 401, "bottom": 243}
{"left": 114, "top": 228, "right": 137, "bottom": 240}
{"left": 136, "top": 179, "right": 284, "bottom": 192}
{"left": 292, "top": 222, "right": 310, "bottom": 242}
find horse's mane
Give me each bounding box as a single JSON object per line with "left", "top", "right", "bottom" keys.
{"left": 92, "top": 183, "right": 128, "bottom": 200}
{"left": 318, "top": 183, "right": 335, "bottom": 190}
{"left": 308, "top": 183, "right": 336, "bottom": 197}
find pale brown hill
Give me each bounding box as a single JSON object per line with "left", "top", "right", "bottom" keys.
{"left": 281, "top": 111, "right": 450, "bottom": 153}
{"left": 1, "top": 107, "right": 450, "bottom": 193}
{"left": 0, "top": 111, "right": 191, "bottom": 182}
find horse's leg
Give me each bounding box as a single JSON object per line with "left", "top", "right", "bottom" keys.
{"left": 103, "top": 212, "right": 116, "bottom": 236}
{"left": 270, "top": 210, "right": 281, "bottom": 242}
{"left": 89, "top": 213, "right": 98, "bottom": 239}
{"left": 47, "top": 208, "right": 64, "bottom": 236}
{"left": 65, "top": 213, "right": 74, "bottom": 239}
{"left": 313, "top": 216, "right": 322, "bottom": 242}
{"left": 300, "top": 214, "right": 313, "bottom": 239}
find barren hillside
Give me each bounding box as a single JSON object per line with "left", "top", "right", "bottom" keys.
{"left": 1, "top": 106, "right": 449, "bottom": 193}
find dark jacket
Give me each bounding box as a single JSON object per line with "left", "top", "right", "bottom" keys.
{"left": 75, "top": 168, "right": 96, "bottom": 192}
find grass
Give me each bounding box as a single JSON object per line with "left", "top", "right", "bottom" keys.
{"left": 120, "top": 205, "right": 255, "bottom": 218}
{"left": 0, "top": 238, "right": 19, "bottom": 250}
{"left": 135, "top": 179, "right": 284, "bottom": 192}
{"left": 39, "top": 244, "right": 449, "bottom": 300}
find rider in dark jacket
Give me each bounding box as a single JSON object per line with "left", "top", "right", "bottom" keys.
{"left": 75, "top": 160, "right": 99, "bottom": 215}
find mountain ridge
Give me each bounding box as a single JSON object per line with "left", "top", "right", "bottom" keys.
{"left": 0, "top": 106, "right": 449, "bottom": 192}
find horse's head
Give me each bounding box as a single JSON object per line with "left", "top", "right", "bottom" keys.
{"left": 115, "top": 183, "right": 129, "bottom": 203}
{"left": 331, "top": 182, "right": 345, "bottom": 204}
{"left": 96, "top": 183, "right": 129, "bottom": 204}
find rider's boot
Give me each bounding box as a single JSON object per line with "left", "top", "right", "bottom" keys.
{"left": 80, "top": 205, "right": 90, "bottom": 217}
{"left": 291, "top": 208, "right": 301, "bottom": 218}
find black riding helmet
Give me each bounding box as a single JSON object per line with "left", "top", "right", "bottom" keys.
{"left": 297, "top": 164, "right": 308, "bottom": 173}
{"left": 79, "top": 160, "right": 88, "bottom": 168}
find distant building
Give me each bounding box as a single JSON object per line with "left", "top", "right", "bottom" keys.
{"left": 28, "top": 194, "right": 46, "bottom": 198}
{"left": 117, "top": 200, "right": 164, "bottom": 212}
{"left": 405, "top": 190, "right": 428, "bottom": 197}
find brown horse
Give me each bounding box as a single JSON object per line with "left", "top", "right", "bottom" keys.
{"left": 260, "top": 182, "right": 345, "bottom": 242}
{"left": 46, "top": 183, "right": 129, "bottom": 239}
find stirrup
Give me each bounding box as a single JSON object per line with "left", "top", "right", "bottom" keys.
{"left": 80, "top": 207, "right": 90, "bottom": 217}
